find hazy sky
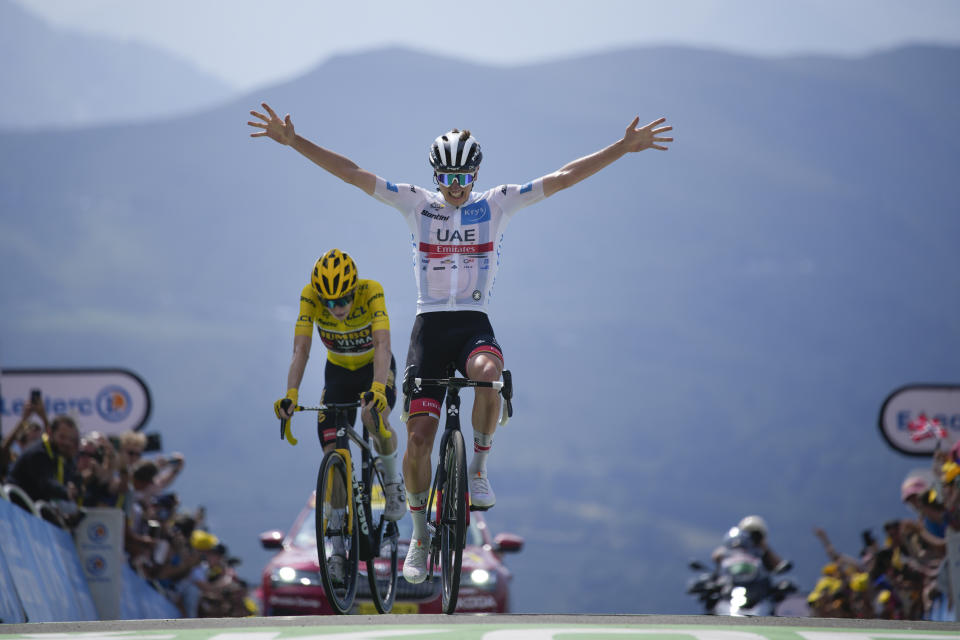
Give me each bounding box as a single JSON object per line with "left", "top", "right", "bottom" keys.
{"left": 14, "top": 0, "right": 960, "bottom": 91}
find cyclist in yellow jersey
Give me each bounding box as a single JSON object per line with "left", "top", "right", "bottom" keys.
{"left": 274, "top": 249, "right": 406, "bottom": 523}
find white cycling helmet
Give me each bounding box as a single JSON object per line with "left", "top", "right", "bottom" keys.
{"left": 429, "top": 129, "right": 482, "bottom": 173}
{"left": 738, "top": 515, "right": 768, "bottom": 538}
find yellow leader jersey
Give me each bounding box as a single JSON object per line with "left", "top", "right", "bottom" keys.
{"left": 295, "top": 279, "right": 390, "bottom": 370}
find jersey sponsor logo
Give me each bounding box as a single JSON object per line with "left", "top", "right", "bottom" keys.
{"left": 429, "top": 202, "right": 445, "bottom": 209}
{"left": 300, "top": 295, "right": 316, "bottom": 308}
{"left": 436, "top": 228, "right": 476, "bottom": 242}
{"left": 472, "top": 290, "right": 482, "bottom": 301}
{"left": 500, "top": 186, "right": 507, "bottom": 195}
{"left": 461, "top": 201, "right": 491, "bottom": 224}
{"left": 319, "top": 327, "right": 373, "bottom": 354}
{"left": 386, "top": 181, "right": 399, "bottom": 192}
{"left": 419, "top": 241, "right": 495, "bottom": 256}
{"left": 420, "top": 209, "right": 450, "bottom": 221}
{"left": 520, "top": 182, "right": 533, "bottom": 194}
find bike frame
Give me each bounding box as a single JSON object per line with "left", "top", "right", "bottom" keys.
{"left": 282, "top": 398, "right": 398, "bottom": 614}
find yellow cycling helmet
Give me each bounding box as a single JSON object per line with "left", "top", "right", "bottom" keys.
{"left": 312, "top": 248, "right": 358, "bottom": 299}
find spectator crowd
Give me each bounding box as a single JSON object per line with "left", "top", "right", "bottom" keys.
{"left": 808, "top": 430, "right": 960, "bottom": 621}
{"left": 1, "top": 391, "right": 256, "bottom": 618}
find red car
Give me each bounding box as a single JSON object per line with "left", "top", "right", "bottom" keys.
{"left": 258, "top": 491, "right": 524, "bottom": 615}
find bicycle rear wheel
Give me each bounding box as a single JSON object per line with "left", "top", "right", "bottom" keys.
{"left": 438, "top": 429, "right": 467, "bottom": 614}
{"left": 316, "top": 450, "right": 359, "bottom": 614}
{"left": 364, "top": 455, "right": 399, "bottom": 613}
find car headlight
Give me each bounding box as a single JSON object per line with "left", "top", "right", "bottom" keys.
{"left": 271, "top": 566, "right": 322, "bottom": 586}
{"left": 463, "top": 568, "right": 497, "bottom": 590}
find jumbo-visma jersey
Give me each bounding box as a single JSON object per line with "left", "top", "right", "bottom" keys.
{"left": 372, "top": 177, "right": 546, "bottom": 314}
{"left": 294, "top": 279, "right": 390, "bottom": 370}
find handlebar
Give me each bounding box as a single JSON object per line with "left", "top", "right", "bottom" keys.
{"left": 401, "top": 369, "right": 514, "bottom": 426}
{"left": 278, "top": 393, "right": 389, "bottom": 445}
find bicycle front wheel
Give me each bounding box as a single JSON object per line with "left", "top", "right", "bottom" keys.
{"left": 364, "top": 455, "right": 399, "bottom": 613}
{"left": 316, "top": 450, "right": 359, "bottom": 614}
{"left": 438, "top": 429, "right": 467, "bottom": 614}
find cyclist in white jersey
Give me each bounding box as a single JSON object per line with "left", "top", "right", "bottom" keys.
{"left": 248, "top": 104, "right": 673, "bottom": 583}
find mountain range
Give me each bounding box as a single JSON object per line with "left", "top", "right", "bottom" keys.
{"left": 0, "top": 0, "right": 234, "bottom": 130}
{"left": 1, "top": 25, "right": 958, "bottom": 613}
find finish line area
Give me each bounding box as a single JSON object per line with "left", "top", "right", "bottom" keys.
{"left": 2, "top": 615, "right": 960, "bottom": 639}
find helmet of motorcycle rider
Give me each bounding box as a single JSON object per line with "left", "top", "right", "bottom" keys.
{"left": 738, "top": 515, "right": 768, "bottom": 541}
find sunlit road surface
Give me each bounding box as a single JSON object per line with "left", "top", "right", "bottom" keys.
{"left": 2, "top": 614, "right": 959, "bottom": 639}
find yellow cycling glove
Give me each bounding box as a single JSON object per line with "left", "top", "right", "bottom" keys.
{"left": 366, "top": 381, "right": 388, "bottom": 413}
{"left": 274, "top": 388, "right": 299, "bottom": 446}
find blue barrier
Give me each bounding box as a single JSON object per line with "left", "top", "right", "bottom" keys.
{"left": 0, "top": 504, "right": 26, "bottom": 623}
{"left": 121, "top": 563, "right": 181, "bottom": 620}
{"left": 0, "top": 497, "right": 181, "bottom": 621}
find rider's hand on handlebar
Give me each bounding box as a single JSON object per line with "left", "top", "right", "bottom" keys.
{"left": 274, "top": 388, "right": 298, "bottom": 420}
{"left": 364, "top": 382, "right": 388, "bottom": 414}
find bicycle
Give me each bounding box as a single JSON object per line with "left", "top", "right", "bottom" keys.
{"left": 401, "top": 367, "right": 514, "bottom": 614}
{"left": 278, "top": 395, "right": 399, "bottom": 614}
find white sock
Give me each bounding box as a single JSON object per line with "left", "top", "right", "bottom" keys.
{"left": 407, "top": 490, "right": 429, "bottom": 541}
{"left": 328, "top": 507, "right": 346, "bottom": 529}
{"left": 377, "top": 448, "right": 401, "bottom": 484}
{"left": 469, "top": 432, "right": 494, "bottom": 476}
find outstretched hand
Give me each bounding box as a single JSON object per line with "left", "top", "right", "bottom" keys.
{"left": 622, "top": 116, "right": 673, "bottom": 152}
{"left": 248, "top": 102, "right": 296, "bottom": 146}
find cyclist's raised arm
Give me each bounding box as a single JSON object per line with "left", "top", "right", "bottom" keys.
{"left": 248, "top": 102, "right": 378, "bottom": 195}
{"left": 539, "top": 116, "right": 672, "bottom": 198}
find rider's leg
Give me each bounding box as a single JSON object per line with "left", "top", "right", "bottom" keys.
{"left": 361, "top": 406, "right": 406, "bottom": 521}
{"left": 403, "top": 412, "right": 440, "bottom": 531}
{"left": 466, "top": 350, "right": 503, "bottom": 445}
{"left": 465, "top": 352, "right": 503, "bottom": 509}
{"left": 402, "top": 410, "right": 439, "bottom": 584}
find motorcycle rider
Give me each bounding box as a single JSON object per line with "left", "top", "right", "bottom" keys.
{"left": 712, "top": 515, "right": 785, "bottom": 573}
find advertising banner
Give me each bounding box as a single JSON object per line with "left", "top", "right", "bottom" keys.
{"left": 878, "top": 384, "right": 960, "bottom": 456}
{"left": 74, "top": 507, "right": 124, "bottom": 620}
{"left": 0, "top": 368, "right": 151, "bottom": 437}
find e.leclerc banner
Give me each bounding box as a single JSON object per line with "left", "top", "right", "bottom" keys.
{"left": 879, "top": 383, "right": 960, "bottom": 456}
{"left": 0, "top": 368, "right": 151, "bottom": 437}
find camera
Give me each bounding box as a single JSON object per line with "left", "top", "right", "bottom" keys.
{"left": 29, "top": 388, "right": 42, "bottom": 405}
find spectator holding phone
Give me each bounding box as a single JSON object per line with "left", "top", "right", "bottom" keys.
{"left": 1, "top": 389, "right": 49, "bottom": 479}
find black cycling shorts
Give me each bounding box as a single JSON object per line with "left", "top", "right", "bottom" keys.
{"left": 405, "top": 311, "right": 503, "bottom": 419}
{"left": 318, "top": 355, "right": 396, "bottom": 447}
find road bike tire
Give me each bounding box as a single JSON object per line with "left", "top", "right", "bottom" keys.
{"left": 315, "top": 450, "right": 359, "bottom": 614}
{"left": 364, "top": 455, "right": 399, "bottom": 613}
{"left": 438, "top": 429, "right": 467, "bottom": 614}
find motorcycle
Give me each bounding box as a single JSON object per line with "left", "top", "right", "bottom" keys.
{"left": 686, "top": 528, "right": 799, "bottom": 616}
